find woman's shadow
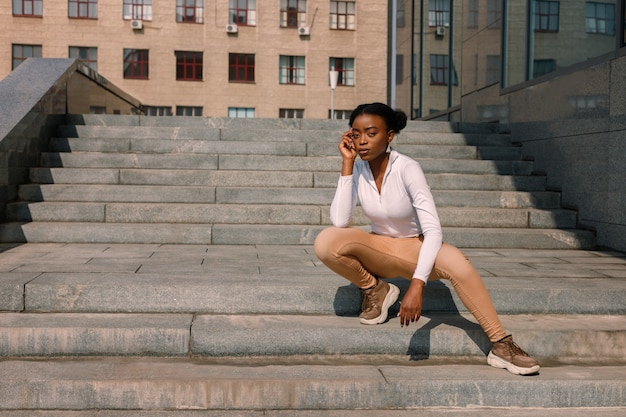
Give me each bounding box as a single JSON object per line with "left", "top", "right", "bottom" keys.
{"left": 333, "top": 279, "right": 491, "bottom": 360}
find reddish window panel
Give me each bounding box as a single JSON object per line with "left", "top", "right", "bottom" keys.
{"left": 69, "top": 0, "right": 98, "bottom": 18}
{"left": 176, "top": 0, "right": 203, "bottom": 23}
{"left": 229, "top": 0, "right": 256, "bottom": 26}
{"left": 13, "top": 0, "right": 43, "bottom": 16}
{"left": 229, "top": 53, "right": 255, "bottom": 82}
{"left": 176, "top": 51, "right": 203, "bottom": 81}
{"left": 124, "top": 49, "right": 149, "bottom": 79}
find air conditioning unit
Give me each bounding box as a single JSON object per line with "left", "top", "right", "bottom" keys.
{"left": 130, "top": 19, "right": 143, "bottom": 30}
{"left": 226, "top": 23, "right": 238, "bottom": 33}
{"left": 436, "top": 26, "right": 445, "bottom": 36}
{"left": 298, "top": 26, "right": 310, "bottom": 36}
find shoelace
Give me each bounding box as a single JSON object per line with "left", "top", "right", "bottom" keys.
{"left": 361, "top": 288, "right": 378, "bottom": 313}
{"left": 504, "top": 340, "right": 529, "bottom": 357}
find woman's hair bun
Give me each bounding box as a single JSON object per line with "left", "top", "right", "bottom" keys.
{"left": 349, "top": 102, "right": 408, "bottom": 133}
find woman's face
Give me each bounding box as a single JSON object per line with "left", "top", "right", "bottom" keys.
{"left": 350, "top": 114, "right": 394, "bottom": 163}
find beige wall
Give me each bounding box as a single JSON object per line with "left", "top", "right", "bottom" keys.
{"left": 1, "top": 0, "right": 389, "bottom": 118}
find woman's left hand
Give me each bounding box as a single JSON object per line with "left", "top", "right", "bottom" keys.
{"left": 398, "top": 279, "right": 425, "bottom": 327}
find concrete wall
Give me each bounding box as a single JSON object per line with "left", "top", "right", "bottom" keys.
{"left": 461, "top": 53, "right": 626, "bottom": 252}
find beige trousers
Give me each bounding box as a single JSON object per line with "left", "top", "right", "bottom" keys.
{"left": 314, "top": 227, "right": 507, "bottom": 342}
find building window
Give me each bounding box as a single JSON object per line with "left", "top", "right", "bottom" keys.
{"left": 228, "top": 107, "right": 255, "bottom": 118}
{"left": 13, "top": 0, "right": 43, "bottom": 16}
{"left": 229, "top": 0, "right": 256, "bottom": 26}
{"left": 467, "top": 0, "right": 478, "bottom": 28}
{"left": 487, "top": 0, "right": 502, "bottom": 28}
{"left": 330, "top": 1, "right": 355, "bottom": 30}
{"left": 176, "top": 106, "right": 203, "bottom": 116}
{"left": 329, "top": 57, "right": 354, "bottom": 86}
{"left": 429, "top": 54, "right": 457, "bottom": 85}
{"left": 124, "top": 49, "right": 149, "bottom": 79}
{"left": 176, "top": 0, "right": 204, "bottom": 23}
{"left": 585, "top": 2, "right": 615, "bottom": 35}
{"left": 12, "top": 44, "right": 42, "bottom": 70}
{"left": 533, "top": 59, "right": 557, "bottom": 78}
{"left": 428, "top": 0, "right": 449, "bottom": 27}
{"left": 533, "top": 0, "right": 559, "bottom": 32}
{"left": 280, "top": 0, "right": 306, "bottom": 28}
{"left": 229, "top": 53, "right": 255, "bottom": 82}
{"left": 486, "top": 54, "right": 501, "bottom": 85}
{"left": 279, "top": 108, "right": 304, "bottom": 118}
{"left": 143, "top": 106, "right": 173, "bottom": 116}
{"left": 123, "top": 0, "right": 152, "bottom": 20}
{"left": 69, "top": 46, "right": 97, "bottom": 72}
{"left": 175, "top": 51, "right": 203, "bottom": 81}
{"left": 329, "top": 109, "right": 351, "bottom": 119}
{"left": 279, "top": 55, "right": 305, "bottom": 84}
{"left": 69, "top": 0, "right": 97, "bottom": 18}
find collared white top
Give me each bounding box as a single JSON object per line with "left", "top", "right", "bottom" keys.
{"left": 330, "top": 149, "right": 443, "bottom": 283}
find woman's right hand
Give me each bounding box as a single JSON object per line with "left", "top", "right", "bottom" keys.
{"left": 339, "top": 130, "right": 357, "bottom": 161}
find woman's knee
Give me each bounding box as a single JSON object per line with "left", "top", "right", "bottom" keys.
{"left": 314, "top": 227, "right": 339, "bottom": 260}
{"left": 314, "top": 227, "right": 362, "bottom": 260}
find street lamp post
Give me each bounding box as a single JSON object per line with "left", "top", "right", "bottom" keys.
{"left": 329, "top": 66, "right": 339, "bottom": 119}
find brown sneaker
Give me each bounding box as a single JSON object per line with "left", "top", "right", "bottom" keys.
{"left": 359, "top": 280, "right": 400, "bottom": 325}
{"left": 487, "top": 335, "right": 540, "bottom": 375}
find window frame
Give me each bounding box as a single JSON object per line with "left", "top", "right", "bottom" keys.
{"left": 229, "top": 53, "right": 255, "bottom": 83}
{"left": 429, "top": 54, "right": 458, "bottom": 86}
{"left": 175, "top": 51, "right": 203, "bottom": 81}
{"left": 69, "top": 46, "right": 98, "bottom": 72}
{"left": 329, "top": 0, "right": 355, "bottom": 30}
{"left": 176, "top": 106, "right": 203, "bottom": 116}
{"left": 585, "top": 1, "right": 616, "bottom": 36}
{"left": 12, "top": 0, "right": 43, "bottom": 17}
{"left": 123, "top": 48, "right": 149, "bottom": 80}
{"left": 279, "top": 55, "right": 306, "bottom": 85}
{"left": 280, "top": 0, "right": 306, "bottom": 28}
{"left": 123, "top": 0, "right": 152, "bottom": 21}
{"left": 329, "top": 57, "right": 355, "bottom": 86}
{"left": 228, "top": 107, "right": 255, "bottom": 118}
{"left": 279, "top": 108, "right": 304, "bottom": 118}
{"left": 533, "top": 0, "right": 559, "bottom": 33}
{"left": 428, "top": 0, "right": 449, "bottom": 27}
{"left": 229, "top": 0, "right": 256, "bottom": 26}
{"left": 12, "top": 43, "right": 42, "bottom": 70}
{"left": 68, "top": 0, "right": 98, "bottom": 19}
{"left": 176, "top": 0, "right": 204, "bottom": 23}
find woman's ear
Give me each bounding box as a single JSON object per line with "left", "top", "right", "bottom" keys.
{"left": 387, "top": 130, "right": 395, "bottom": 144}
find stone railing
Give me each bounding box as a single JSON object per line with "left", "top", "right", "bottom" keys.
{"left": 0, "top": 58, "right": 142, "bottom": 222}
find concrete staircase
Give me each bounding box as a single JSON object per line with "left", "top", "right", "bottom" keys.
{"left": 0, "top": 115, "right": 624, "bottom": 415}
{"left": 0, "top": 114, "right": 596, "bottom": 248}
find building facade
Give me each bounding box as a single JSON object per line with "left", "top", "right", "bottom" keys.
{"left": 2, "top": 0, "right": 390, "bottom": 119}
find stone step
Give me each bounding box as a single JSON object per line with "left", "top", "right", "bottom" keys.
{"left": 4, "top": 268, "right": 621, "bottom": 315}
{"left": 5, "top": 202, "right": 579, "bottom": 229}
{"left": 0, "top": 359, "right": 624, "bottom": 410}
{"left": 1, "top": 409, "right": 624, "bottom": 417}
{"left": 48, "top": 138, "right": 521, "bottom": 160}
{"left": 0, "top": 222, "right": 596, "bottom": 247}
{"left": 16, "top": 184, "right": 562, "bottom": 208}
{"left": 29, "top": 168, "right": 548, "bottom": 191}
{"left": 60, "top": 117, "right": 503, "bottom": 135}
{"left": 1, "top": 313, "right": 624, "bottom": 361}
{"left": 38, "top": 153, "right": 535, "bottom": 175}
{"left": 66, "top": 114, "right": 503, "bottom": 132}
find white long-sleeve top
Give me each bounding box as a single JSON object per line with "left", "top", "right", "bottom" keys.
{"left": 329, "top": 149, "right": 443, "bottom": 283}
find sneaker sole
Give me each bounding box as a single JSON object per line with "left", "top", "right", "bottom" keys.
{"left": 487, "top": 350, "right": 540, "bottom": 375}
{"left": 359, "top": 283, "right": 400, "bottom": 325}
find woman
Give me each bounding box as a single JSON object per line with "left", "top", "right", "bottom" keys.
{"left": 314, "top": 102, "right": 540, "bottom": 376}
